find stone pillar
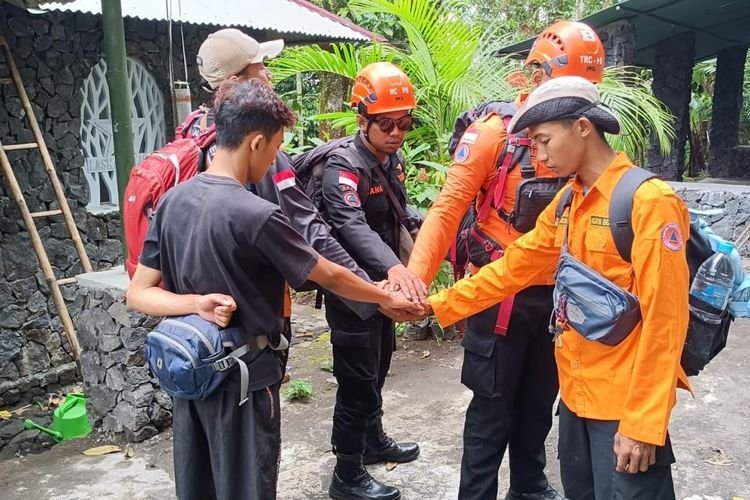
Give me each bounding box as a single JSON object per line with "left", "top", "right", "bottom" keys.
{"left": 647, "top": 32, "right": 696, "bottom": 181}
{"left": 708, "top": 46, "right": 748, "bottom": 178}
{"left": 597, "top": 19, "right": 636, "bottom": 66}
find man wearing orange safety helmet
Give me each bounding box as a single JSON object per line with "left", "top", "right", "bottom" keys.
{"left": 407, "top": 21, "right": 605, "bottom": 500}
{"left": 321, "top": 62, "right": 426, "bottom": 500}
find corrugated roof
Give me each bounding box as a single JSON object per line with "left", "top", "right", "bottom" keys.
{"left": 496, "top": 0, "right": 750, "bottom": 67}
{"left": 34, "top": 0, "right": 376, "bottom": 43}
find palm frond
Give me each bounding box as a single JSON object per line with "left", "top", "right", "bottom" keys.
{"left": 311, "top": 111, "right": 359, "bottom": 135}
{"left": 599, "top": 66, "right": 675, "bottom": 161}
{"left": 270, "top": 43, "right": 395, "bottom": 82}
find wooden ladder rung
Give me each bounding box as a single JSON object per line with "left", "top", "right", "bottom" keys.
{"left": 0, "top": 77, "right": 11, "bottom": 85}
{"left": 3, "top": 143, "right": 39, "bottom": 151}
{"left": 56, "top": 277, "right": 77, "bottom": 285}
{"left": 30, "top": 209, "right": 63, "bottom": 218}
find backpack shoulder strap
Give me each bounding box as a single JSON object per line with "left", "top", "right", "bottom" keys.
{"left": 609, "top": 167, "right": 659, "bottom": 263}
{"left": 478, "top": 112, "right": 532, "bottom": 221}
{"left": 555, "top": 186, "right": 574, "bottom": 223}
{"left": 175, "top": 106, "right": 210, "bottom": 139}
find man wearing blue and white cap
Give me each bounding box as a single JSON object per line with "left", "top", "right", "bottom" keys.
{"left": 425, "top": 75, "right": 691, "bottom": 500}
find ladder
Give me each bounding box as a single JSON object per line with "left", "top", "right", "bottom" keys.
{"left": 0, "top": 35, "right": 92, "bottom": 360}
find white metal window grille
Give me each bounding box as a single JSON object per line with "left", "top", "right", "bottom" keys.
{"left": 80, "top": 57, "right": 165, "bottom": 212}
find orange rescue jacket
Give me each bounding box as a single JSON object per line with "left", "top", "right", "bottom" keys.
{"left": 408, "top": 95, "right": 556, "bottom": 285}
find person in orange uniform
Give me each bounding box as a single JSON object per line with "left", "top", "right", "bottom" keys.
{"left": 408, "top": 21, "right": 605, "bottom": 500}
{"left": 426, "top": 76, "right": 690, "bottom": 500}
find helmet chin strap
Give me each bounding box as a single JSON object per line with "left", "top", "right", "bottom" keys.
{"left": 363, "top": 117, "right": 373, "bottom": 143}
{"left": 359, "top": 121, "right": 389, "bottom": 162}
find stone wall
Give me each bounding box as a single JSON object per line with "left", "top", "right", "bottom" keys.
{"left": 0, "top": 412, "right": 58, "bottom": 459}
{"left": 0, "top": 4, "right": 215, "bottom": 407}
{"left": 597, "top": 19, "right": 636, "bottom": 66}
{"left": 74, "top": 270, "right": 170, "bottom": 442}
{"left": 672, "top": 182, "right": 750, "bottom": 256}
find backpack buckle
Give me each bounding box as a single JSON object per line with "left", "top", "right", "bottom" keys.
{"left": 213, "top": 356, "right": 237, "bottom": 371}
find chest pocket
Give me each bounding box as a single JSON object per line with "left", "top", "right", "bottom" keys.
{"left": 584, "top": 227, "right": 631, "bottom": 288}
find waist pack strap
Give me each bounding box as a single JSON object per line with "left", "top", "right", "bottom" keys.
{"left": 212, "top": 344, "right": 251, "bottom": 406}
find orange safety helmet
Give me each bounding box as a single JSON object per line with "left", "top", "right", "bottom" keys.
{"left": 525, "top": 21, "right": 605, "bottom": 83}
{"left": 351, "top": 62, "right": 416, "bottom": 115}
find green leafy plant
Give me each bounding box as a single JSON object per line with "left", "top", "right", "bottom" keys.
{"left": 285, "top": 379, "right": 314, "bottom": 401}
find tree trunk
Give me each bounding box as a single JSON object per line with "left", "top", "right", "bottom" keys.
{"left": 315, "top": 0, "right": 351, "bottom": 140}
{"left": 319, "top": 72, "right": 351, "bottom": 140}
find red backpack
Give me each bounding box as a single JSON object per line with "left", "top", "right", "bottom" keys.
{"left": 122, "top": 110, "right": 215, "bottom": 278}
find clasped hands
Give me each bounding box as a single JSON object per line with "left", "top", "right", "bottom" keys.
{"left": 377, "top": 264, "right": 433, "bottom": 323}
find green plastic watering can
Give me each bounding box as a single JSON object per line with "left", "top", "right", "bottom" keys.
{"left": 24, "top": 392, "right": 92, "bottom": 442}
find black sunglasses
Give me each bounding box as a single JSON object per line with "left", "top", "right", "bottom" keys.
{"left": 368, "top": 115, "right": 416, "bottom": 133}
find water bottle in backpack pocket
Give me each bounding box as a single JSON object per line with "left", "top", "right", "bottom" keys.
{"left": 689, "top": 241, "right": 735, "bottom": 323}
{"left": 682, "top": 242, "right": 736, "bottom": 375}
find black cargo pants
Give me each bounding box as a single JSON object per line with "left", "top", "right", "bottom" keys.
{"left": 458, "top": 285, "right": 559, "bottom": 500}
{"left": 325, "top": 294, "right": 395, "bottom": 455}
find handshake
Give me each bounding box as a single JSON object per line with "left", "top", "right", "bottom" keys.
{"left": 377, "top": 264, "right": 433, "bottom": 323}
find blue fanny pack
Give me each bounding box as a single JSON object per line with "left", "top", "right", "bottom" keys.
{"left": 552, "top": 250, "right": 641, "bottom": 345}
{"left": 550, "top": 186, "right": 642, "bottom": 345}
{"left": 145, "top": 315, "right": 253, "bottom": 405}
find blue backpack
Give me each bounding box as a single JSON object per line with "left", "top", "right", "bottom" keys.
{"left": 556, "top": 167, "right": 745, "bottom": 376}
{"left": 145, "top": 315, "right": 252, "bottom": 404}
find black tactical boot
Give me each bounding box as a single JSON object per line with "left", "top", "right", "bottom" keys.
{"left": 329, "top": 452, "right": 401, "bottom": 500}
{"left": 505, "top": 487, "right": 567, "bottom": 500}
{"left": 363, "top": 417, "right": 420, "bottom": 465}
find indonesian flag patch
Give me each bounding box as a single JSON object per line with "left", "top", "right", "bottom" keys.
{"left": 272, "top": 169, "right": 296, "bottom": 191}
{"left": 338, "top": 171, "right": 359, "bottom": 191}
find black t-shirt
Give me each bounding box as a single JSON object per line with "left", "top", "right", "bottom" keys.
{"left": 140, "top": 174, "right": 319, "bottom": 389}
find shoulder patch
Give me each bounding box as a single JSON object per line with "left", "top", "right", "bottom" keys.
{"left": 461, "top": 131, "right": 479, "bottom": 145}
{"left": 272, "top": 169, "right": 296, "bottom": 191}
{"left": 343, "top": 190, "right": 361, "bottom": 208}
{"left": 395, "top": 162, "right": 406, "bottom": 183}
{"left": 338, "top": 171, "right": 359, "bottom": 190}
{"left": 454, "top": 143, "right": 471, "bottom": 163}
{"left": 661, "top": 223, "right": 683, "bottom": 251}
